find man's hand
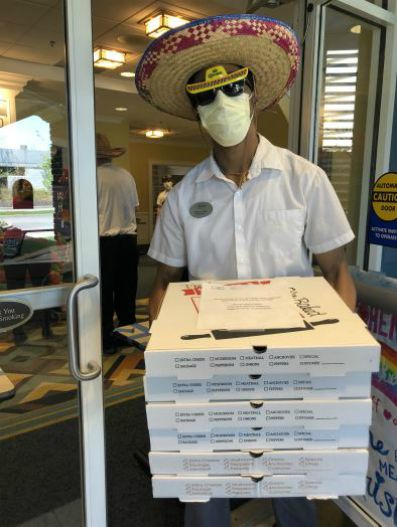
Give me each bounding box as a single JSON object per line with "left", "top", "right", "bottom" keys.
{"left": 314, "top": 247, "right": 356, "bottom": 310}
{"left": 149, "top": 263, "right": 184, "bottom": 324}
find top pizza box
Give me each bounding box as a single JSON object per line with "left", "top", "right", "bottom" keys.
{"left": 146, "top": 277, "right": 380, "bottom": 379}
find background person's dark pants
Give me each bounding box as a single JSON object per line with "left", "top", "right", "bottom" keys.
{"left": 100, "top": 234, "right": 139, "bottom": 345}
{"left": 273, "top": 497, "right": 317, "bottom": 526}
{"left": 4, "top": 261, "right": 52, "bottom": 289}
{"left": 184, "top": 497, "right": 317, "bottom": 527}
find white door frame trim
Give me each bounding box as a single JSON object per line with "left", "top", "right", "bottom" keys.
{"left": 65, "top": 0, "right": 107, "bottom": 525}
{"left": 368, "top": 0, "right": 397, "bottom": 270}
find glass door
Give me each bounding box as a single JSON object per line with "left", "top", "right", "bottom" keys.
{"left": 0, "top": 0, "right": 106, "bottom": 526}
{"left": 300, "top": 0, "right": 397, "bottom": 271}
{"left": 300, "top": 1, "right": 397, "bottom": 526}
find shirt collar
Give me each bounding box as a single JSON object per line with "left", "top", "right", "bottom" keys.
{"left": 196, "top": 135, "right": 284, "bottom": 183}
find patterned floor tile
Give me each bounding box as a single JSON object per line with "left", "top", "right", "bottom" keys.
{"left": 0, "top": 305, "right": 149, "bottom": 437}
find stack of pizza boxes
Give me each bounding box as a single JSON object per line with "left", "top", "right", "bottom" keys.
{"left": 144, "top": 277, "right": 380, "bottom": 501}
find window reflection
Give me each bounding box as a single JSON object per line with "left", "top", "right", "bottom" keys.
{"left": 318, "top": 9, "right": 381, "bottom": 264}
{"left": 0, "top": 116, "right": 73, "bottom": 291}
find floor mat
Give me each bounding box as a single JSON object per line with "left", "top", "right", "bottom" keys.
{"left": 0, "top": 302, "right": 149, "bottom": 439}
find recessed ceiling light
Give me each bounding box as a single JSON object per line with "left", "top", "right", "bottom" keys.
{"left": 93, "top": 48, "right": 126, "bottom": 69}
{"left": 144, "top": 12, "right": 189, "bottom": 39}
{"left": 146, "top": 129, "right": 165, "bottom": 139}
{"left": 115, "top": 107, "right": 128, "bottom": 112}
{"left": 120, "top": 71, "right": 135, "bottom": 78}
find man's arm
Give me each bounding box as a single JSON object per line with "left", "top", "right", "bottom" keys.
{"left": 313, "top": 247, "right": 356, "bottom": 310}
{"left": 149, "top": 263, "right": 184, "bottom": 324}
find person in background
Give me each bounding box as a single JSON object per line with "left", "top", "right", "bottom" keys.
{"left": 155, "top": 174, "right": 173, "bottom": 218}
{"left": 96, "top": 133, "right": 139, "bottom": 354}
{"left": 12, "top": 179, "right": 33, "bottom": 209}
{"left": 136, "top": 14, "right": 356, "bottom": 527}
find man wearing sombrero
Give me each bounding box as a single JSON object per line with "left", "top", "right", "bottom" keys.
{"left": 136, "top": 13, "right": 356, "bottom": 527}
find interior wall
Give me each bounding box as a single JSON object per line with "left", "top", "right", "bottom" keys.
{"left": 257, "top": 105, "right": 289, "bottom": 148}
{"left": 96, "top": 119, "right": 130, "bottom": 171}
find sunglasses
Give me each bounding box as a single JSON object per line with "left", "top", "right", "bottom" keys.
{"left": 190, "top": 79, "right": 249, "bottom": 107}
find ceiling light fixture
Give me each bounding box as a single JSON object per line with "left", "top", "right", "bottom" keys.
{"left": 115, "top": 107, "right": 128, "bottom": 112}
{"left": 144, "top": 12, "right": 189, "bottom": 39}
{"left": 93, "top": 48, "right": 126, "bottom": 69}
{"left": 350, "top": 25, "right": 362, "bottom": 34}
{"left": 120, "top": 71, "right": 135, "bottom": 78}
{"left": 146, "top": 129, "right": 165, "bottom": 139}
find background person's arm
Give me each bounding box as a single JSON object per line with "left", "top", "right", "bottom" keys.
{"left": 149, "top": 263, "right": 184, "bottom": 324}
{"left": 314, "top": 246, "right": 356, "bottom": 310}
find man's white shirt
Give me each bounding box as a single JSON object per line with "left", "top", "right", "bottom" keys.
{"left": 148, "top": 135, "right": 354, "bottom": 280}
{"left": 97, "top": 163, "right": 139, "bottom": 236}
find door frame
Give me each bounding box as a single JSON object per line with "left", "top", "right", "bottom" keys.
{"left": 64, "top": 0, "right": 107, "bottom": 525}
{"left": 0, "top": 0, "right": 107, "bottom": 525}
{"left": 297, "top": 0, "right": 397, "bottom": 272}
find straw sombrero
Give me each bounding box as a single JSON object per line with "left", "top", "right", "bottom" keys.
{"left": 135, "top": 14, "right": 300, "bottom": 121}
{"left": 96, "top": 133, "right": 126, "bottom": 158}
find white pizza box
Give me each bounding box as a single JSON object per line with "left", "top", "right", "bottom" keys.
{"left": 146, "top": 399, "right": 372, "bottom": 432}
{"left": 146, "top": 278, "right": 380, "bottom": 379}
{"left": 151, "top": 473, "right": 366, "bottom": 500}
{"left": 149, "top": 448, "right": 369, "bottom": 476}
{"left": 149, "top": 424, "right": 369, "bottom": 451}
{"left": 144, "top": 371, "right": 372, "bottom": 402}
{"left": 156, "top": 277, "right": 356, "bottom": 326}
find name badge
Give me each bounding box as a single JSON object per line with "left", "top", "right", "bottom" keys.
{"left": 189, "top": 202, "right": 213, "bottom": 218}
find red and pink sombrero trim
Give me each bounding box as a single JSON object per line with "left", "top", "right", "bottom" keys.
{"left": 136, "top": 14, "right": 300, "bottom": 102}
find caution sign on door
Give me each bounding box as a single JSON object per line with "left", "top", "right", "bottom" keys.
{"left": 368, "top": 172, "right": 397, "bottom": 248}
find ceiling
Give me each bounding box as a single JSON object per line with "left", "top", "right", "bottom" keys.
{"left": 0, "top": 0, "right": 361, "bottom": 145}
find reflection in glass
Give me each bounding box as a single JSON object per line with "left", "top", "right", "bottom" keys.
{"left": 0, "top": 115, "right": 73, "bottom": 293}
{"left": 12, "top": 178, "right": 34, "bottom": 209}
{"left": 318, "top": 9, "right": 380, "bottom": 264}
{"left": 0, "top": 114, "right": 74, "bottom": 340}
{"left": 0, "top": 2, "right": 82, "bottom": 525}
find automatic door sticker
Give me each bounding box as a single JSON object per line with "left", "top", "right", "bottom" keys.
{"left": 0, "top": 300, "right": 33, "bottom": 332}
{"left": 189, "top": 202, "right": 213, "bottom": 218}
{"left": 368, "top": 172, "right": 397, "bottom": 248}
{"left": 372, "top": 173, "right": 397, "bottom": 221}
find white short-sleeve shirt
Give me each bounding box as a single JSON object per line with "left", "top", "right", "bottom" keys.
{"left": 148, "top": 135, "right": 354, "bottom": 280}
{"left": 97, "top": 163, "right": 139, "bottom": 236}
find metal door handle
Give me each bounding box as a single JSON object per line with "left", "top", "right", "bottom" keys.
{"left": 67, "top": 274, "right": 101, "bottom": 382}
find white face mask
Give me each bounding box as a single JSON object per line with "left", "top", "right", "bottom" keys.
{"left": 197, "top": 91, "right": 252, "bottom": 147}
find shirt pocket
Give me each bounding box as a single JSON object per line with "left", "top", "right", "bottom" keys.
{"left": 261, "top": 209, "right": 306, "bottom": 257}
